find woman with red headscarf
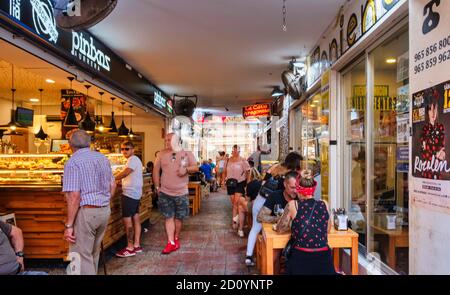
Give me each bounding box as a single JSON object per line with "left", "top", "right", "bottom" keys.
{"left": 274, "top": 170, "right": 335, "bottom": 275}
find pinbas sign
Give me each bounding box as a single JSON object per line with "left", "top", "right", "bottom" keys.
{"left": 0, "top": 0, "right": 111, "bottom": 73}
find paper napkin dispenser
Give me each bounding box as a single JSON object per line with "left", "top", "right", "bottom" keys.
{"left": 333, "top": 208, "right": 348, "bottom": 231}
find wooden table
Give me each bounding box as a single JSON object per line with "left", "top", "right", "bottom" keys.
{"left": 261, "top": 223, "right": 359, "bottom": 275}
{"left": 372, "top": 225, "right": 409, "bottom": 270}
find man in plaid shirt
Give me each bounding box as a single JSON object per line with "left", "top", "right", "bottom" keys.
{"left": 63, "top": 130, "right": 116, "bottom": 275}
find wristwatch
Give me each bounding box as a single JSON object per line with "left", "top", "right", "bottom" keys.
{"left": 65, "top": 224, "right": 73, "bottom": 229}
{"left": 15, "top": 251, "right": 24, "bottom": 257}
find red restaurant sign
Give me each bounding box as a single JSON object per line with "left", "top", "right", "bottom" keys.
{"left": 243, "top": 103, "right": 271, "bottom": 119}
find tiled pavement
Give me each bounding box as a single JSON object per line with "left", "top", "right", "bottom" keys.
{"left": 106, "top": 189, "right": 258, "bottom": 275}
{"left": 28, "top": 189, "right": 259, "bottom": 275}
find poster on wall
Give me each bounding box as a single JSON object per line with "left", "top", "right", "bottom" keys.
{"left": 410, "top": 0, "right": 450, "bottom": 214}
{"left": 396, "top": 85, "right": 409, "bottom": 113}
{"left": 397, "top": 113, "right": 409, "bottom": 143}
{"left": 397, "top": 51, "right": 409, "bottom": 83}
{"left": 60, "top": 90, "right": 92, "bottom": 138}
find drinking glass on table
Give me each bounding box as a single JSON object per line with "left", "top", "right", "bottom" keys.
{"left": 274, "top": 204, "right": 283, "bottom": 217}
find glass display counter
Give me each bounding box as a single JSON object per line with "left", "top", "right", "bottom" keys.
{"left": 0, "top": 154, "right": 68, "bottom": 186}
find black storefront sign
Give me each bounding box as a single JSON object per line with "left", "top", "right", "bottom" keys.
{"left": 0, "top": 0, "right": 172, "bottom": 116}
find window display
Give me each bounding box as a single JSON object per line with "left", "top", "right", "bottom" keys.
{"left": 370, "top": 28, "right": 409, "bottom": 273}
{"left": 296, "top": 91, "right": 330, "bottom": 202}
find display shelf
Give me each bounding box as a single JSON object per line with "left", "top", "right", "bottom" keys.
{"left": 0, "top": 154, "right": 67, "bottom": 186}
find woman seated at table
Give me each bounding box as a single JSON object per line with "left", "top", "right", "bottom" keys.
{"left": 274, "top": 170, "right": 336, "bottom": 275}
{"left": 236, "top": 160, "right": 262, "bottom": 237}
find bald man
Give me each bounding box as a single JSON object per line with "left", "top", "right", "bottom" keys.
{"left": 153, "top": 133, "right": 198, "bottom": 254}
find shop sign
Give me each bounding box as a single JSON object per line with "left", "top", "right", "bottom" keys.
{"left": 321, "top": 70, "right": 330, "bottom": 111}
{"left": 242, "top": 103, "right": 271, "bottom": 119}
{"left": 0, "top": 0, "right": 170, "bottom": 116}
{"left": 351, "top": 85, "right": 395, "bottom": 110}
{"left": 10, "top": 0, "right": 21, "bottom": 20}
{"left": 307, "top": 0, "right": 402, "bottom": 87}
{"left": 71, "top": 31, "right": 111, "bottom": 71}
{"left": 410, "top": 0, "right": 450, "bottom": 214}
{"left": 166, "top": 99, "right": 173, "bottom": 114}
{"left": 153, "top": 91, "right": 166, "bottom": 109}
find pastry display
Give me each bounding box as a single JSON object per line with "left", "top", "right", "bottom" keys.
{"left": 0, "top": 153, "right": 123, "bottom": 186}
{"left": 0, "top": 154, "right": 67, "bottom": 186}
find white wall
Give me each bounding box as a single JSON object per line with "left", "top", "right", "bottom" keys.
{"left": 409, "top": 0, "right": 450, "bottom": 275}
{"left": 132, "top": 116, "right": 165, "bottom": 164}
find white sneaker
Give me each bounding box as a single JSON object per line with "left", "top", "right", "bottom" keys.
{"left": 233, "top": 215, "right": 239, "bottom": 223}
{"left": 245, "top": 256, "right": 255, "bottom": 266}
{"left": 238, "top": 230, "right": 244, "bottom": 237}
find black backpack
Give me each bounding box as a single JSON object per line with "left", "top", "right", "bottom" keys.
{"left": 259, "top": 176, "right": 280, "bottom": 198}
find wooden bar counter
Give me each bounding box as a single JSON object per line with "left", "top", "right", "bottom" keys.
{"left": 0, "top": 174, "right": 153, "bottom": 260}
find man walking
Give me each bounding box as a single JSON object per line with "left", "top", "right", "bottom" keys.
{"left": 114, "top": 141, "right": 144, "bottom": 258}
{"left": 248, "top": 146, "right": 271, "bottom": 173}
{"left": 153, "top": 133, "right": 198, "bottom": 254}
{"left": 63, "top": 130, "right": 116, "bottom": 275}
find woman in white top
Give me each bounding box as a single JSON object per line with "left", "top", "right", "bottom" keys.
{"left": 223, "top": 145, "right": 250, "bottom": 237}
{"left": 216, "top": 151, "right": 226, "bottom": 187}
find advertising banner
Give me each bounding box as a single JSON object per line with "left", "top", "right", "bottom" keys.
{"left": 242, "top": 104, "right": 271, "bottom": 119}
{"left": 410, "top": 0, "right": 450, "bottom": 214}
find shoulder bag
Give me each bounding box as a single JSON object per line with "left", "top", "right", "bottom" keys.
{"left": 225, "top": 158, "right": 246, "bottom": 189}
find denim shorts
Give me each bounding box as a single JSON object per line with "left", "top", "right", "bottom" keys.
{"left": 157, "top": 192, "right": 189, "bottom": 220}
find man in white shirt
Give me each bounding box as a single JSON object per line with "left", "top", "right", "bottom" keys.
{"left": 114, "top": 141, "right": 144, "bottom": 258}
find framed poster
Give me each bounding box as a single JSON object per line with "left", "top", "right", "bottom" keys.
{"left": 397, "top": 113, "right": 409, "bottom": 143}
{"left": 51, "top": 139, "right": 69, "bottom": 153}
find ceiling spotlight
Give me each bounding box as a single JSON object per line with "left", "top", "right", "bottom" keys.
{"left": 45, "top": 79, "right": 55, "bottom": 84}
{"left": 386, "top": 58, "right": 397, "bottom": 64}
{"left": 29, "top": 98, "right": 40, "bottom": 102}
{"left": 271, "top": 86, "right": 284, "bottom": 97}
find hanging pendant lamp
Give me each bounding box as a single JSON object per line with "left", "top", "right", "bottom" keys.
{"left": 118, "top": 101, "right": 129, "bottom": 137}
{"left": 1, "top": 66, "right": 21, "bottom": 135}
{"left": 108, "top": 97, "right": 118, "bottom": 133}
{"left": 63, "top": 77, "right": 79, "bottom": 127}
{"left": 96, "top": 91, "right": 105, "bottom": 132}
{"left": 128, "top": 105, "right": 136, "bottom": 138}
{"left": 35, "top": 88, "right": 48, "bottom": 140}
{"left": 7, "top": 88, "right": 18, "bottom": 132}
{"left": 79, "top": 85, "right": 96, "bottom": 133}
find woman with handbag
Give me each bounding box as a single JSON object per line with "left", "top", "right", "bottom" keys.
{"left": 223, "top": 145, "right": 250, "bottom": 236}
{"left": 274, "top": 170, "right": 335, "bottom": 275}
{"left": 244, "top": 152, "right": 303, "bottom": 267}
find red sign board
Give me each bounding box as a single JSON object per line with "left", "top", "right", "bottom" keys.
{"left": 243, "top": 103, "right": 271, "bottom": 119}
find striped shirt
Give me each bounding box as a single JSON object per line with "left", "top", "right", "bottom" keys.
{"left": 62, "top": 148, "right": 114, "bottom": 207}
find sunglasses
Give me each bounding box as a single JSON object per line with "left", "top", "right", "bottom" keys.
{"left": 121, "top": 147, "right": 131, "bottom": 151}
